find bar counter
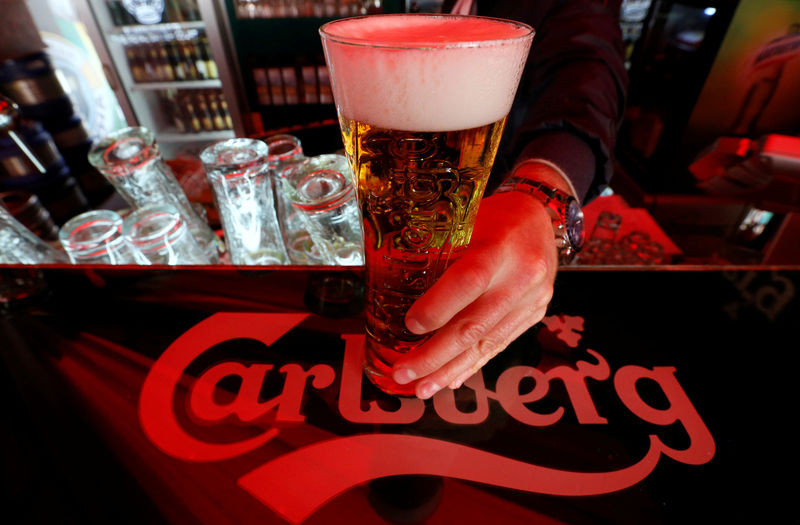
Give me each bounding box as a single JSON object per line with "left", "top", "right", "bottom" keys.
{"left": 1, "top": 264, "right": 798, "bottom": 524}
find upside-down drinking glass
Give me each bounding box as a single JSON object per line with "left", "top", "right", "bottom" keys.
{"left": 290, "top": 154, "right": 364, "bottom": 266}
{"left": 59, "top": 209, "right": 141, "bottom": 264}
{"left": 201, "top": 138, "right": 289, "bottom": 265}
{"left": 122, "top": 203, "right": 210, "bottom": 265}
{"left": 88, "top": 126, "right": 221, "bottom": 263}
{"left": 264, "top": 134, "right": 322, "bottom": 264}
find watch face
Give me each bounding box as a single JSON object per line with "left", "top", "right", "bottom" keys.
{"left": 566, "top": 200, "right": 585, "bottom": 250}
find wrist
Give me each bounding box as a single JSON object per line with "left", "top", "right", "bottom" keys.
{"left": 494, "top": 161, "right": 585, "bottom": 264}
{"left": 507, "top": 159, "right": 579, "bottom": 203}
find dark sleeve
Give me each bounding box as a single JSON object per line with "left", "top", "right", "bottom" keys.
{"left": 487, "top": 0, "right": 629, "bottom": 203}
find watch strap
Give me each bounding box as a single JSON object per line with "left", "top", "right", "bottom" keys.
{"left": 495, "top": 176, "right": 582, "bottom": 263}
{"left": 508, "top": 158, "right": 581, "bottom": 205}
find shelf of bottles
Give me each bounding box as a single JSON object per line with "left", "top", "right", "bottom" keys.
{"left": 106, "top": 0, "right": 215, "bottom": 87}
{"left": 251, "top": 63, "right": 332, "bottom": 106}
{"left": 158, "top": 88, "right": 235, "bottom": 138}
{"left": 116, "top": 27, "right": 219, "bottom": 88}
{"left": 234, "top": 0, "right": 382, "bottom": 19}
{"left": 95, "top": 0, "right": 235, "bottom": 146}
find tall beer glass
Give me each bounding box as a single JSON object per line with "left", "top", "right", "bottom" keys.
{"left": 320, "top": 14, "right": 533, "bottom": 395}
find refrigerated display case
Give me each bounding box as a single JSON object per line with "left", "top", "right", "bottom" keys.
{"left": 73, "top": 0, "right": 246, "bottom": 157}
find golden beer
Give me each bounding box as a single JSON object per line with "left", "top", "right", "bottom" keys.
{"left": 321, "top": 14, "right": 534, "bottom": 395}
{"left": 341, "top": 117, "right": 505, "bottom": 394}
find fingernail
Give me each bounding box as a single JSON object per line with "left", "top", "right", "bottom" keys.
{"left": 417, "top": 381, "right": 439, "bottom": 400}
{"left": 406, "top": 316, "right": 426, "bottom": 334}
{"left": 393, "top": 368, "right": 417, "bottom": 385}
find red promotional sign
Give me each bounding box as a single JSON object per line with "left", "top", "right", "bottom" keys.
{"left": 139, "top": 313, "right": 715, "bottom": 524}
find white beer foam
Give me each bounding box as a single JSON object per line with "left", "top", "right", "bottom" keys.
{"left": 322, "top": 15, "right": 533, "bottom": 132}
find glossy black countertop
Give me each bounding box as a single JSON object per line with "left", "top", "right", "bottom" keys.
{"left": 1, "top": 265, "right": 798, "bottom": 524}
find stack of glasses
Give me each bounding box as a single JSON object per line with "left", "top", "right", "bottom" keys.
{"left": 2, "top": 126, "right": 365, "bottom": 267}
{"left": 199, "top": 134, "right": 364, "bottom": 267}
{"left": 58, "top": 205, "right": 208, "bottom": 265}
{"left": 283, "top": 154, "right": 363, "bottom": 266}
{"left": 87, "top": 126, "right": 222, "bottom": 264}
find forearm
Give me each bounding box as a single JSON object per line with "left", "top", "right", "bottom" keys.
{"left": 498, "top": 151, "right": 582, "bottom": 201}
{"left": 490, "top": 0, "right": 628, "bottom": 203}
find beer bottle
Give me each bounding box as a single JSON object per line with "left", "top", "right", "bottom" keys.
{"left": 157, "top": 89, "right": 172, "bottom": 124}
{"left": 200, "top": 36, "right": 218, "bottom": 79}
{"left": 168, "top": 91, "right": 188, "bottom": 134}
{"left": 207, "top": 91, "right": 226, "bottom": 130}
{"left": 147, "top": 42, "right": 164, "bottom": 82}
{"left": 218, "top": 92, "right": 233, "bottom": 130}
{"left": 195, "top": 92, "right": 214, "bottom": 131}
{"left": 137, "top": 43, "right": 150, "bottom": 82}
{"left": 139, "top": 43, "right": 151, "bottom": 82}
{"left": 182, "top": 93, "right": 203, "bottom": 133}
{"left": 159, "top": 42, "right": 175, "bottom": 81}
{"left": 125, "top": 44, "right": 146, "bottom": 82}
{"left": 166, "top": 38, "right": 185, "bottom": 81}
{"left": 173, "top": 105, "right": 188, "bottom": 134}
{"left": 191, "top": 39, "right": 208, "bottom": 80}
{"left": 137, "top": 42, "right": 153, "bottom": 82}
{"left": 180, "top": 40, "right": 199, "bottom": 80}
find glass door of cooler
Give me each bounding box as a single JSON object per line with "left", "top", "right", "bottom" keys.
{"left": 78, "top": 0, "right": 244, "bottom": 157}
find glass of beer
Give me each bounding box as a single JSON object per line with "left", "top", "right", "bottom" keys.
{"left": 320, "top": 14, "right": 534, "bottom": 396}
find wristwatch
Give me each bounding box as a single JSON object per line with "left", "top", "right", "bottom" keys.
{"left": 495, "top": 176, "right": 585, "bottom": 263}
